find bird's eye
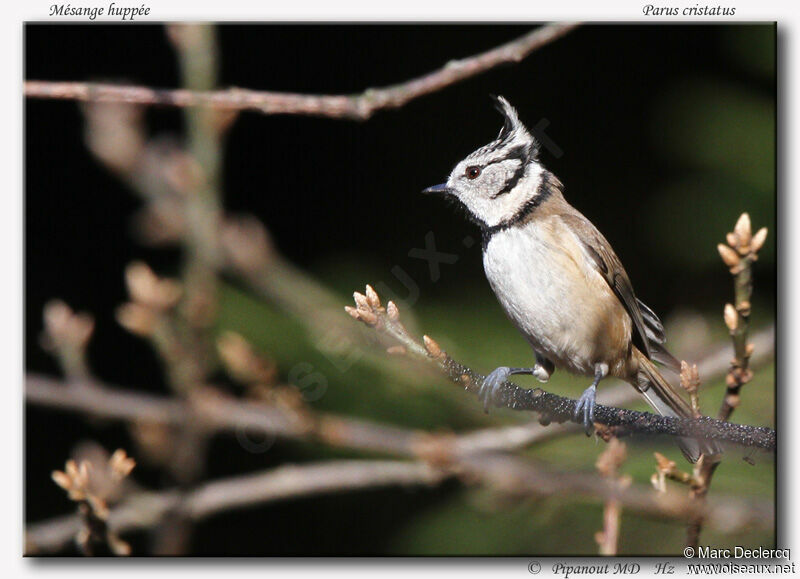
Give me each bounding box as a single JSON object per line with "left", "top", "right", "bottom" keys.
{"left": 466, "top": 166, "right": 481, "bottom": 180}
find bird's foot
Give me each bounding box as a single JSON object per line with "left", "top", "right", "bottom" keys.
{"left": 479, "top": 366, "right": 513, "bottom": 413}
{"left": 479, "top": 366, "right": 544, "bottom": 412}
{"left": 573, "top": 384, "right": 597, "bottom": 436}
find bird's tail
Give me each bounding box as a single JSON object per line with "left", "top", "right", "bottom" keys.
{"left": 633, "top": 348, "right": 722, "bottom": 463}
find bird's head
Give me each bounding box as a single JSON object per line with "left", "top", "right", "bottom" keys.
{"left": 423, "top": 96, "right": 546, "bottom": 228}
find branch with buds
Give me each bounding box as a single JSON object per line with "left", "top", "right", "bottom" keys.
{"left": 30, "top": 459, "right": 447, "bottom": 555}
{"left": 686, "top": 213, "right": 770, "bottom": 549}
{"left": 40, "top": 300, "right": 95, "bottom": 383}
{"left": 50, "top": 449, "right": 136, "bottom": 556}
{"left": 716, "top": 213, "right": 767, "bottom": 420}
{"left": 345, "top": 286, "right": 775, "bottom": 451}
{"left": 117, "top": 261, "right": 206, "bottom": 395}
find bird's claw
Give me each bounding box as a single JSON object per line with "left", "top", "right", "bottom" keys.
{"left": 479, "top": 367, "right": 512, "bottom": 413}
{"left": 573, "top": 384, "right": 597, "bottom": 436}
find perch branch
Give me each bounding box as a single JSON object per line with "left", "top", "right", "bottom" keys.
{"left": 531, "top": 325, "right": 775, "bottom": 444}
{"left": 24, "top": 23, "right": 578, "bottom": 120}
{"left": 345, "top": 286, "right": 776, "bottom": 451}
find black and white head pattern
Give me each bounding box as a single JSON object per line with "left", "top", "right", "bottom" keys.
{"left": 444, "top": 96, "right": 545, "bottom": 229}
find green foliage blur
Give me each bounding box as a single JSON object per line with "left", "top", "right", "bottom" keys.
{"left": 646, "top": 26, "right": 775, "bottom": 271}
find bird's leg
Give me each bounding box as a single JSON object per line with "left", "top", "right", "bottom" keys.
{"left": 533, "top": 353, "right": 555, "bottom": 383}
{"left": 479, "top": 366, "right": 537, "bottom": 412}
{"left": 573, "top": 363, "right": 609, "bottom": 436}
{"left": 479, "top": 354, "right": 556, "bottom": 412}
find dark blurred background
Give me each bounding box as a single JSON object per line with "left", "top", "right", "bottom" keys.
{"left": 25, "top": 24, "right": 775, "bottom": 555}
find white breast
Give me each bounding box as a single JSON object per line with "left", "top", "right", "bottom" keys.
{"left": 482, "top": 219, "right": 628, "bottom": 376}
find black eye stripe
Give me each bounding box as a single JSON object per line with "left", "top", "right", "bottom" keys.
{"left": 463, "top": 144, "right": 531, "bottom": 192}
{"left": 490, "top": 157, "right": 528, "bottom": 199}
{"left": 480, "top": 144, "right": 529, "bottom": 169}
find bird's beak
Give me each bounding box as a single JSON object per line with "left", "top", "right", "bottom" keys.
{"left": 422, "top": 183, "right": 452, "bottom": 195}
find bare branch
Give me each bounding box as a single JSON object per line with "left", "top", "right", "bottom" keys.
{"left": 26, "top": 451, "right": 773, "bottom": 555}
{"left": 26, "top": 460, "right": 446, "bottom": 554}
{"left": 24, "top": 24, "right": 579, "bottom": 120}
{"left": 185, "top": 460, "right": 443, "bottom": 518}
{"left": 24, "top": 373, "right": 561, "bottom": 460}
{"left": 19, "top": 374, "right": 496, "bottom": 455}
{"left": 25, "top": 371, "right": 775, "bottom": 537}
{"left": 26, "top": 374, "right": 185, "bottom": 424}
{"left": 456, "top": 453, "right": 772, "bottom": 531}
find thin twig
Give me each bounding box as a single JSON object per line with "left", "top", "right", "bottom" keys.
{"left": 717, "top": 214, "right": 767, "bottom": 421}
{"left": 687, "top": 214, "right": 769, "bottom": 548}
{"left": 24, "top": 24, "right": 578, "bottom": 120}
{"left": 594, "top": 436, "right": 629, "bottom": 556}
{"left": 171, "top": 23, "right": 225, "bottom": 332}
{"left": 148, "top": 23, "right": 224, "bottom": 556}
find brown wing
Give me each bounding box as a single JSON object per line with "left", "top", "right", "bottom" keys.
{"left": 558, "top": 212, "right": 653, "bottom": 360}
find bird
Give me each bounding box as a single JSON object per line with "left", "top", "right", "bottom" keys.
{"left": 422, "top": 95, "right": 719, "bottom": 462}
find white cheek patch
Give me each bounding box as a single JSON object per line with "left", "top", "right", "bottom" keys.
{"left": 457, "top": 162, "right": 544, "bottom": 228}
{"left": 485, "top": 168, "right": 506, "bottom": 192}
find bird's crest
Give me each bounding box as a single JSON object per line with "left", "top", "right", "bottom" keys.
{"left": 485, "top": 95, "right": 539, "bottom": 160}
